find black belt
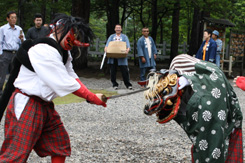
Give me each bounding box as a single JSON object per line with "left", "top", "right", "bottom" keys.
{"left": 3, "top": 50, "right": 17, "bottom": 54}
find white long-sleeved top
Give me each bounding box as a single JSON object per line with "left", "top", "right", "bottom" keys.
{"left": 13, "top": 36, "right": 80, "bottom": 119}
{"left": 14, "top": 41, "right": 80, "bottom": 101}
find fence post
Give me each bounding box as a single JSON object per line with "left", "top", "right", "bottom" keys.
{"left": 225, "top": 44, "right": 229, "bottom": 59}
{"left": 228, "top": 55, "right": 233, "bottom": 76}
{"left": 134, "top": 40, "right": 137, "bottom": 65}
{"left": 162, "top": 41, "right": 166, "bottom": 55}
{"left": 183, "top": 42, "right": 186, "bottom": 53}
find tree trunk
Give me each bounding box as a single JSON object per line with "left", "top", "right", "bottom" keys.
{"left": 72, "top": 0, "right": 90, "bottom": 23}
{"left": 189, "top": 7, "right": 200, "bottom": 56}
{"left": 120, "top": 1, "right": 126, "bottom": 27}
{"left": 18, "top": 0, "right": 26, "bottom": 29}
{"left": 103, "top": 0, "right": 120, "bottom": 74}
{"left": 170, "top": 0, "right": 180, "bottom": 62}
{"left": 139, "top": 0, "right": 145, "bottom": 27}
{"left": 71, "top": 0, "right": 91, "bottom": 69}
{"left": 160, "top": 20, "right": 163, "bottom": 43}
{"left": 105, "top": 0, "right": 120, "bottom": 38}
{"left": 50, "top": 0, "right": 58, "bottom": 20}
{"left": 187, "top": 5, "right": 191, "bottom": 46}
{"left": 41, "top": 1, "right": 47, "bottom": 24}
{"left": 151, "top": 0, "right": 157, "bottom": 42}
{"left": 198, "top": 11, "right": 210, "bottom": 47}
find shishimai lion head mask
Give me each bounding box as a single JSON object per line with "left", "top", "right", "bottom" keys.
{"left": 143, "top": 69, "right": 182, "bottom": 124}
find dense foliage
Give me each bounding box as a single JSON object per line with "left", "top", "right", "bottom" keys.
{"left": 0, "top": 0, "right": 244, "bottom": 66}
{"left": 0, "top": 0, "right": 243, "bottom": 43}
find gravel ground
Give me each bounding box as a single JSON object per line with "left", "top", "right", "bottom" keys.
{"left": 0, "top": 77, "right": 244, "bottom": 163}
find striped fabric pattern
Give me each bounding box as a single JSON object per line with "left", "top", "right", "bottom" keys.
{"left": 169, "top": 54, "right": 200, "bottom": 75}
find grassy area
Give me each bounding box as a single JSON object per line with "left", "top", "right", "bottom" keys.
{"left": 3, "top": 81, "right": 116, "bottom": 105}
{"left": 53, "top": 89, "right": 117, "bottom": 105}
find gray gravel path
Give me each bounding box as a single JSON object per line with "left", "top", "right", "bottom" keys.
{"left": 0, "top": 77, "right": 244, "bottom": 163}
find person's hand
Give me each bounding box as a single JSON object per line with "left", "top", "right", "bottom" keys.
{"left": 154, "top": 54, "right": 157, "bottom": 60}
{"left": 95, "top": 93, "right": 107, "bottom": 103}
{"left": 90, "top": 93, "right": 107, "bottom": 107}
{"left": 104, "top": 47, "right": 107, "bottom": 52}
{"left": 73, "top": 79, "right": 107, "bottom": 107}
{"left": 141, "top": 57, "right": 146, "bottom": 63}
{"left": 233, "top": 76, "right": 240, "bottom": 87}
{"left": 19, "top": 34, "right": 24, "bottom": 42}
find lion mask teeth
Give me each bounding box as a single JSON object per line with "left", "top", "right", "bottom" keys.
{"left": 166, "top": 99, "right": 173, "bottom": 105}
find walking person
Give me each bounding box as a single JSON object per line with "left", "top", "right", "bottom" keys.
{"left": 0, "top": 13, "right": 106, "bottom": 163}
{"left": 26, "top": 13, "right": 49, "bottom": 40}
{"left": 104, "top": 24, "right": 132, "bottom": 90}
{"left": 137, "top": 27, "right": 157, "bottom": 82}
{"left": 0, "top": 11, "right": 25, "bottom": 98}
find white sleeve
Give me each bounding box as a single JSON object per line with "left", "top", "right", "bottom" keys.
{"left": 65, "top": 51, "right": 79, "bottom": 79}
{"left": 178, "top": 76, "right": 190, "bottom": 90}
{"left": 28, "top": 44, "right": 80, "bottom": 97}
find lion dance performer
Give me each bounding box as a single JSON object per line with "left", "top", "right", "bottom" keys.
{"left": 0, "top": 13, "right": 106, "bottom": 162}
{"left": 143, "top": 54, "right": 243, "bottom": 162}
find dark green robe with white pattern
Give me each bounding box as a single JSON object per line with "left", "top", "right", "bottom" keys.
{"left": 174, "top": 61, "right": 243, "bottom": 163}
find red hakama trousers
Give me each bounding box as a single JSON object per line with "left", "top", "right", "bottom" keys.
{"left": 191, "top": 128, "right": 243, "bottom": 163}
{"left": 0, "top": 89, "right": 71, "bottom": 162}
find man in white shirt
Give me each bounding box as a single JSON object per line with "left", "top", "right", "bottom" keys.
{"left": 0, "top": 11, "right": 25, "bottom": 98}
{"left": 0, "top": 13, "right": 106, "bottom": 163}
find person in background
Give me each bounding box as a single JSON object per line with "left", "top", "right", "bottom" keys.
{"left": 137, "top": 27, "right": 157, "bottom": 82}
{"left": 104, "top": 24, "right": 132, "bottom": 90}
{"left": 195, "top": 29, "right": 217, "bottom": 63}
{"left": 0, "top": 11, "right": 25, "bottom": 98}
{"left": 212, "top": 30, "right": 222, "bottom": 67}
{"left": 26, "top": 13, "right": 49, "bottom": 40}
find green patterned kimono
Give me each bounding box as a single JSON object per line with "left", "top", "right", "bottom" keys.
{"left": 174, "top": 61, "right": 243, "bottom": 162}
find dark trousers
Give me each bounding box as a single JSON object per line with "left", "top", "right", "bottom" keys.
{"left": 140, "top": 67, "right": 154, "bottom": 81}
{"left": 110, "top": 59, "right": 132, "bottom": 88}
{"left": 0, "top": 51, "right": 15, "bottom": 96}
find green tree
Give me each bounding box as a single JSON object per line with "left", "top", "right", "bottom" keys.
{"left": 71, "top": 0, "right": 91, "bottom": 69}
{"left": 170, "top": 0, "right": 180, "bottom": 62}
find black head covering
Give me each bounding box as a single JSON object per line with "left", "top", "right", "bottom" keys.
{"left": 49, "top": 13, "right": 94, "bottom": 46}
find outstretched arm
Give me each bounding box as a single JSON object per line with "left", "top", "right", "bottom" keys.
{"left": 73, "top": 79, "right": 107, "bottom": 107}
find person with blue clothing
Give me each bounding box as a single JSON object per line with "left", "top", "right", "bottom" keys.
{"left": 0, "top": 11, "right": 25, "bottom": 98}
{"left": 137, "top": 27, "right": 157, "bottom": 82}
{"left": 195, "top": 29, "right": 217, "bottom": 63}
{"left": 104, "top": 24, "right": 132, "bottom": 90}
{"left": 212, "top": 30, "right": 222, "bottom": 67}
